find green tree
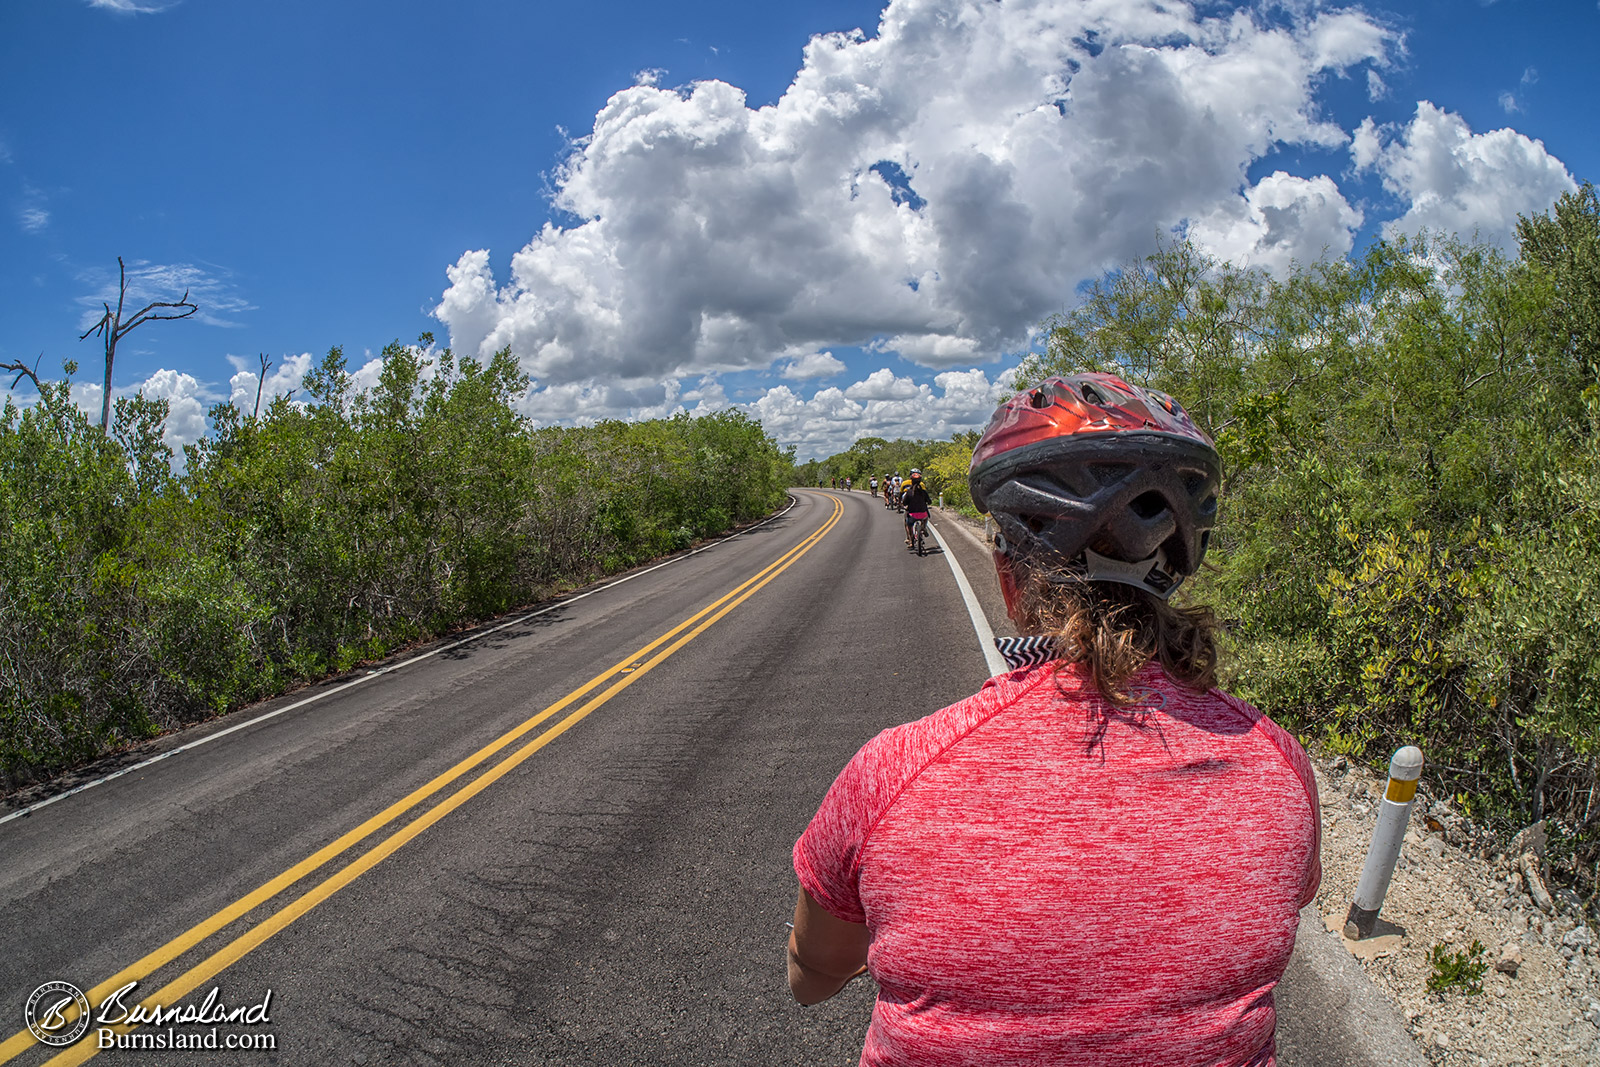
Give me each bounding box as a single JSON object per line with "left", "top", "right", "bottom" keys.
{"left": 1516, "top": 182, "right": 1600, "bottom": 384}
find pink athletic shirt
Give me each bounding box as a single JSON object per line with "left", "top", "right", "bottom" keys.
{"left": 794, "top": 657, "right": 1321, "bottom": 1067}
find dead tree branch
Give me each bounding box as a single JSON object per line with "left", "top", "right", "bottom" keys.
{"left": 0, "top": 353, "right": 46, "bottom": 395}
{"left": 253, "top": 352, "right": 272, "bottom": 419}
{"left": 0, "top": 353, "right": 69, "bottom": 441}
{"left": 79, "top": 256, "right": 198, "bottom": 434}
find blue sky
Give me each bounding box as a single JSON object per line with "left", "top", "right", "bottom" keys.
{"left": 3, "top": 0, "right": 1597, "bottom": 458}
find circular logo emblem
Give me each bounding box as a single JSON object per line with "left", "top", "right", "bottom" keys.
{"left": 24, "top": 981, "right": 91, "bottom": 1048}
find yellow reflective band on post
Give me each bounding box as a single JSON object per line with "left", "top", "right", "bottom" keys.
{"left": 1385, "top": 777, "right": 1418, "bottom": 803}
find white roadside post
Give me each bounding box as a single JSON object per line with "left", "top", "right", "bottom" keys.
{"left": 1343, "top": 745, "right": 1425, "bottom": 940}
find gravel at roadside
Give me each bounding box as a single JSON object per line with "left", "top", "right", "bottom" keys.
{"left": 1312, "top": 753, "right": 1600, "bottom": 1066}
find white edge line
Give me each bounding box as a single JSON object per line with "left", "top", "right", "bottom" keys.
{"left": 927, "top": 521, "right": 1007, "bottom": 678}
{"left": 0, "top": 496, "right": 801, "bottom": 829}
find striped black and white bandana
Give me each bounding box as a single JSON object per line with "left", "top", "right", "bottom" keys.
{"left": 995, "top": 635, "right": 1056, "bottom": 670}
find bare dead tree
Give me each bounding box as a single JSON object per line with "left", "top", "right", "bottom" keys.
{"left": 79, "top": 256, "right": 198, "bottom": 434}
{"left": 253, "top": 352, "right": 272, "bottom": 419}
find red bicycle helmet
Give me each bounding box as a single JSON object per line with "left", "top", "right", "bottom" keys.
{"left": 968, "top": 373, "right": 1220, "bottom": 598}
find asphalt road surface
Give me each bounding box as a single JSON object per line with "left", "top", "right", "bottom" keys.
{"left": 0, "top": 488, "right": 1420, "bottom": 1066}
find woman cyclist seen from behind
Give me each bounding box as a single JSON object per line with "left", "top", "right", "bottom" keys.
{"left": 788, "top": 373, "right": 1320, "bottom": 1067}
{"left": 900, "top": 470, "right": 931, "bottom": 549}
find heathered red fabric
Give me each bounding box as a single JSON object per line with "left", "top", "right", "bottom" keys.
{"left": 794, "top": 660, "right": 1321, "bottom": 1067}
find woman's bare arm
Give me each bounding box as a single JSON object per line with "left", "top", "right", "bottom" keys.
{"left": 787, "top": 887, "right": 872, "bottom": 1005}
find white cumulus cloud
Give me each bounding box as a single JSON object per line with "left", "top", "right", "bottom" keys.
{"left": 1188, "top": 171, "right": 1363, "bottom": 276}
{"left": 66, "top": 368, "right": 219, "bottom": 458}
{"left": 436, "top": 0, "right": 1395, "bottom": 392}
{"left": 779, "top": 351, "right": 847, "bottom": 380}
{"left": 845, "top": 368, "right": 920, "bottom": 401}
{"left": 875, "top": 333, "right": 986, "bottom": 368}
{"left": 1351, "top": 115, "right": 1383, "bottom": 171}
{"left": 1353, "top": 101, "right": 1576, "bottom": 248}
{"left": 750, "top": 367, "right": 1018, "bottom": 459}
{"left": 137, "top": 369, "right": 211, "bottom": 451}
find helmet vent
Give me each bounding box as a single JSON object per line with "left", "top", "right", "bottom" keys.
{"left": 1026, "top": 515, "right": 1047, "bottom": 534}
{"left": 1129, "top": 491, "right": 1168, "bottom": 520}
{"left": 1079, "top": 383, "right": 1106, "bottom": 405}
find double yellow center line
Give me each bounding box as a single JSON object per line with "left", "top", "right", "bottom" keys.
{"left": 3, "top": 495, "right": 842, "bottom": 1066}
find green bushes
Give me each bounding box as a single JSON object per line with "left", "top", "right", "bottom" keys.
{"left": 0, "top": 342, "right": 789, "bottom": 789}
{"left": 1017, "top": 186, "right": 1600, "bottom": 910}
{"left": 0, "top": 382, "right": 166, "bottom": 773}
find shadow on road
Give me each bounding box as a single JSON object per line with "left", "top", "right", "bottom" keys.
{"left": 438, "top": 606, "right": 572, "bottom": 660}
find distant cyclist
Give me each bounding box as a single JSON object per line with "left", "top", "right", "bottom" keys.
{"left": 901, "top": 470, "right": 930, "bottom": 547}
{"left": 869, "top": 476, "right": 879, "bottom": 497}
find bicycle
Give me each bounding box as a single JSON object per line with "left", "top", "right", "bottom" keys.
{"left": 907, "top": 512, "right": 929, "bottom": 555}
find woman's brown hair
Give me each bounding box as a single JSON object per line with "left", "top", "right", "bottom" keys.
{"left": 1010, "top": 560, "right": 1220, "bottom": 706}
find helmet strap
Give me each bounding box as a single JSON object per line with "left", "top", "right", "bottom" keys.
{"left": 996, "top": 534, "right": 1183, "bottom": 599}
{"left": 1077, "top": 547, "right": 1179, "bottom": 599}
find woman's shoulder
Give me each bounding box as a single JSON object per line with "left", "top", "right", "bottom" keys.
{"left": 1152, "top": 672, "right": 1318, "bottom": 795}
{"left": 1195, "top": 682, "right": 1308, "bottom": 757}
{"left": 843, "top": 668, "right": 1058, "bottom": 796}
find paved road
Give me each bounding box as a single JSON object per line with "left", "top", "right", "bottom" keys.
{"left": 0, "top": 488, "right": 1421, "bottom": 1066}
